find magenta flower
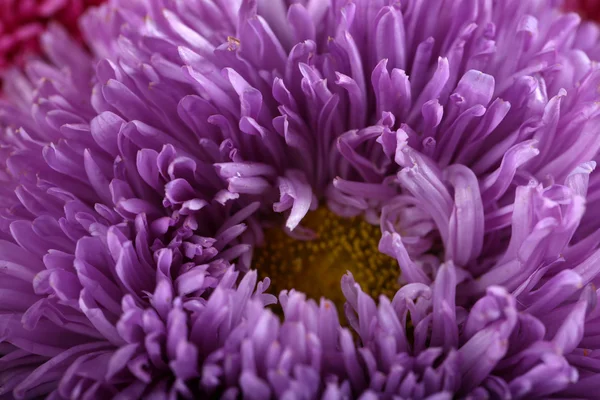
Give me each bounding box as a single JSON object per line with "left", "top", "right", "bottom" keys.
{"left": 565, "top": 0, "right": 600, "bottom": 22}
{"left": 1, "top": 0, "right": 600, "bottom": 399}
{"left": 0, "top": 0, "right": 104, "bottom": 74}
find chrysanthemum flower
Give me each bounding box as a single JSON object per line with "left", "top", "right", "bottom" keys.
{"left": 0, "top": 0, "right": 104, "bottom": 73}
{"left": 1, "top": 0, "right": 600, "bottom": 398}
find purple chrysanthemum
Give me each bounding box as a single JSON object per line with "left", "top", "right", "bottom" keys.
{"left": 1, "top": 0, "right": 600, "bottom": 398}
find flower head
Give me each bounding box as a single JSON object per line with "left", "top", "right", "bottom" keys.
{"left": 1, "top": 0, "right": 600, "bottom": 399}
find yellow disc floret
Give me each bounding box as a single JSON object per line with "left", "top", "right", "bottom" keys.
{"left": 253, "top": 207, "right": 399, "bottom": 309}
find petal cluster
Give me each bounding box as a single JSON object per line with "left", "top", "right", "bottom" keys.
{"left": 0, "top": 0, "right": 600, "bottom": 399}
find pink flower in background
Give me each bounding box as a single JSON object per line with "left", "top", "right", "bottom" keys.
{"left": 0, "top": 0, "right": 103, "bottom": 73}
{"left": 565, "top": 0, "right": 600, "bottom": 21}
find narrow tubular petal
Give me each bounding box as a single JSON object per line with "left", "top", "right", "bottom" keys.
{"left": 445, "top": 165, "right": 484, "bottom": 266}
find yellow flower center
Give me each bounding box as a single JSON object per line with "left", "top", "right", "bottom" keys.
{"left": 253, "top": 207, "right": 399, "bottom": 310}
